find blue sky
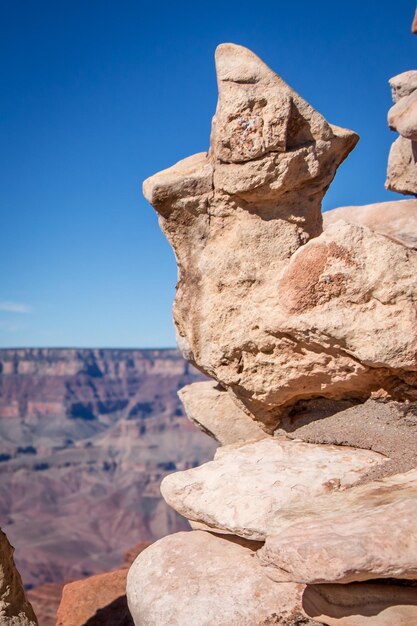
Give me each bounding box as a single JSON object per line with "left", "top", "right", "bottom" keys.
{"left": 0, "top": 0, "right": 415, "bottom": 348}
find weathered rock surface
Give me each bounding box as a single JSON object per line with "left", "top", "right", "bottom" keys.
{"left": 56, "top": 569, "right": 132, "bottom": 626}
{"left": 0, "top": 528, "right": 37, "bottom": 625}
{"left": 144, "top": 43, "right": 417, "bottom": 430}
{"left": 179, "top": 381, "right": 267, "bottom": 444}
{"left": 389, "top": 71, "right": 417, "bottom": 103}
{"left": 276, "top": 398, "right": 417, "bottom": 482}
{"left": 126, "top": 531, "right": 321, "bottom": 626}
{"left": 386, "top": 135, "right": 417, "bottom": 195}
{"left": 303, "top": 583, "right": 417, "bottom": 626}
{"left": 258, "top": 469, "right": 417, "bottom": 584}
{"left": 388, "top": 89, "right": 417, "bottom": 140}
{"left": 161, "top": 437, "right": 386, "bottom": 540}
{"left": 323, "top": 199, "right": 417, "bottom": 249}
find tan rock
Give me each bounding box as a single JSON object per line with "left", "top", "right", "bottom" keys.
{"left": 126, "top": 531, "right": 321, "bottom": 626}
{"left": 303, "top": 583, "right": 417, "bottom": 626}
{"left": 144, "top": 43, "right": 417, "bottom": 429}
{"left": 413, "top": 8, "right": 417, "bottom": 34}
{"left": 56, "top": 569, "right": 132, "bottom": 626}
{"left": 0, "top": 528, "right": 37, "bottom": 625}
{"left": 160, "top": 438, "right": 386, "bottom": 541}
{"left": 389, "top": 71, "right": 417, "bottom": 103}
{"left": 386, "top": 135, "right": 417, "bottom": 195}
{"left": 388, "top": 89, "right": 417, "bottom": 140}
{"left": 258, "top": 469, "right": 417, "bottom": 584}
{"left": 179, "top": 381, "right": 267, "bottom": 444}
{"left": 323, "top": 199, "right": 417, "bottom": 249}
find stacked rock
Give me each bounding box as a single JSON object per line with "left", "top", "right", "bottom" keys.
{"left": 127, "top": 44, "right": 417, "bottom": 625}
{"left": 386, "top": 70, "right": 417, "bottom": 195}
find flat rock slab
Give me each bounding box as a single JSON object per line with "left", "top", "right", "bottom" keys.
{"left": 126, "top": 531, "right": 320, "bottom": 626}
{"left": 161, "top": 438, "right": 386, "bottom": 540}
{"left": 258, "top": 469, "right": 417, "bottom": 584}
{"left": 323, "top": 199, "right": 417, "bottom": 249}
{"left": 179, "top": 381, "right": 267, "bottom": 445}
{"left": 276, "top": 398, "right": 417, "bottom": 483}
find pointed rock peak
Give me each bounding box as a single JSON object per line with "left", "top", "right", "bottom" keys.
{"left": 211, "top": 43, "right": 357, "bottom": 164}
{"left": 214, "top": 43, "right": 277, "bottom": 85}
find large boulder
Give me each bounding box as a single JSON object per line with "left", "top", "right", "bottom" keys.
{"left": 0, "top": 529, "right": 37, "bottom": 625}
{"left": 126, "top": 530, "right": 320, "bottom": 626}
{"left": 389, "top": 71, "right": 417, "bottom": 103}
{"left": 144, "top": 43, "right": 417, "bottom": 430}
{"left": 161, "top": 437, "right": 386, "bottom": 540}
{"left": 323, "top": 199, "right": 417, "bottom": 249}
{"left": 258, "top": 469, "right": 417, "bottom": 584}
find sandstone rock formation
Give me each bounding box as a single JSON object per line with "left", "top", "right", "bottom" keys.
{"left": 161, "top": 437, "right": 386, "bottom": 540}
{"left": 56, "top": 569, "right": 133, "bottom": 626}
{"left": 179, "top": 381, "right": 266, "bottom": 444}
{"left": 0, "top": 528, "right": 37, "bottom": 625}
{"left": 127, "top": 531, "right": 320, "bottom": 626}
{"left": 302, "top": 583, "right": 417, "bottom": 626}
{"left": 128, "top": 41, "right": 417, "bottom": 626}
{"left": 258, "top": 469, "right": 417, "bottom": 584}
{"left": 323, "top": 199, "right": 417, "bottom": 249}
{"left": 389, "top": 71, "right": 417, "bottom": 103}
{"left": 387, "top": 71, "right": 417, "bottom": 195}
{"left": 144, "top": 43, "right": 417, "bottom": 431}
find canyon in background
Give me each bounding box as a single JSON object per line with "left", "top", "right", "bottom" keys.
{"left": 0, "top": 348, "right": 217, "bottom": 592}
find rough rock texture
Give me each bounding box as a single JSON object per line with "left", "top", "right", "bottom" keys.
{"left": 56, "top": 569, "right": 132, "bottom": 626}
{"left": 0, "top": 529, "right": 37, "bottom": 625}
{"left": 144, "top": 43, "right": 417, "bottom": 430}
{"left": 389, "top": 71, "right": 417, "bottom": 103}
{"left": 161, "top": 437, "right": 386, "bottom": 540}
{"left": 303, "top": 583, "right": 417, "bottom": 626}
{"left": 127, "top": 531, "right": 321, "bottom": 626}
{"left": 276, "top": 398, "right": 417, "bottom": 482}
{"left": 258, "top": 469, "right": 417, "bottom": 584}
{"left": 386, "top": 135, "right": 417, "bottom": 195}
{"left": 179, "top": 381, "right": 267, "bottom": 444}
{"left": 389, "top": 89, "right": 417, "bottom": 140}
{"left": 323, "top": 199, "right": 417, "bottom": 249}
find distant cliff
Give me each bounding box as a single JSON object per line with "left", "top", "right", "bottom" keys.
{"left": 0, "top": 348, "right": 217, "bottom": 588}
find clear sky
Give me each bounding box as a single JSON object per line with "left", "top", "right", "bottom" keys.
{"left": 0, "top": 0, "right": 415, "bottom": 348}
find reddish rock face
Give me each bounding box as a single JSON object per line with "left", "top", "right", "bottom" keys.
{"left": 0, "top": 348, "right": 217, "bottom": 588}
{"left": 56, "top": 569, "right": 132, "bottom": 626}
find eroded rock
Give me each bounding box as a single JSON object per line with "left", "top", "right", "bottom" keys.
{"left": 386, "top": 135, "right": 417, "bottom": 195}
{"left": 179, "top": 381, "right": 267, "bottom": 444}
{"left": 389, "top": 71, "right": 417, "bottom": 103}
{"left": 0, "top": 528, "right": 37, "bottom": 625}
{"left": 56, "top": 569, "right": 133, "bottom": 626}
{"left": 161, "top": 437, "right": 386, "bottom": 540}
{"left": 144, "top": 43, "right": 417, "bottom": 429}
{"left": 323, "top": 199, "right": 417, "bottom": 249}
{"left": 389, "top": 90, "right": 417, "bottom": 140}
{"left": 303, "top": 583, "right": 417, "bottom": 626}
{"left": 258, "top": 469, "right": 417, "bottom": 584}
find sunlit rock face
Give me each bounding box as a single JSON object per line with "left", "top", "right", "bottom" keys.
{"left": 144, "top": 43, "right": 417, "bottom": 431}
